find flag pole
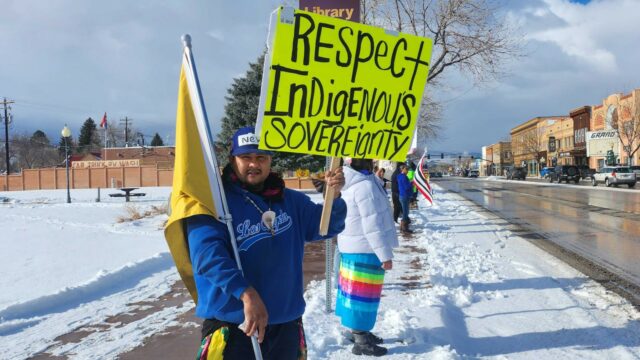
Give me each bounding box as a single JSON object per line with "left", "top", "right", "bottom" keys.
{"left": 182, "top": 34, "right": 264, "bottom": 360}
{"left": 104, "top": 116, "right": 108, "bottom": 159}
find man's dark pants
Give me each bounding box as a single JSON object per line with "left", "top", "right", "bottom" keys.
{"left": 392, "top": 192, "right": 402, "bottom": 222}
{"left": 202, "top": 318, "right": 304, "bottom": 360}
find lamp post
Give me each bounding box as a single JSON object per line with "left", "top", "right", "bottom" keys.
{"left": 61, "top": 124, "right": 72, "bottom": 203}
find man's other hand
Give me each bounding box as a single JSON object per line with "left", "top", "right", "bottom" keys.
{"left": 325, "top": 166, "right": 345, "bottom": 199}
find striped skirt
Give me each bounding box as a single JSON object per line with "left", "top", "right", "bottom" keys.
{"left": 335, "top": 253, "right": 385, "bottom": 331}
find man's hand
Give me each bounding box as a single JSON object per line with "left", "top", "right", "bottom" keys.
{"left": 325, "top": 166, "right": 345, "bottom": 199}
{"left": 239, "top": 287, "right": 268, "bottom": 343}
{"left": 381, "top": 260, "right": 392, "bottom": 270}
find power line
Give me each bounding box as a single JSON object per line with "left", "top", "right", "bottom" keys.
{"left": 9, "top": 97, "right": 96, "bottom": 115}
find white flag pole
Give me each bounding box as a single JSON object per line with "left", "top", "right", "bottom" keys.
{"left": 182, "top": 34, "right": 264, "bottom": 360}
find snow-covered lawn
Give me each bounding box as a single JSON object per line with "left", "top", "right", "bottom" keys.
{"left": 1, "top": 185, "right": 639, "bottom": 359}
{"left": 0, "top": 187, "right": 183, "bottom": 359}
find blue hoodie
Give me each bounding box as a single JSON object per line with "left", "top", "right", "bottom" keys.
{"left": 397, "top": 173, "right": 413, "bottom": 197}
{"left": 186, "top": 183, "right": 346, "bottom": 325}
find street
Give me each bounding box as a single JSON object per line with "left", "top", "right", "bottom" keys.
{"left": 434, "top": 176, "right": 640, "bottom": 305}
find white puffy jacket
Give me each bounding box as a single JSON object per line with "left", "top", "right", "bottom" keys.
{"left": 337, "top": 166, "right": 399, "bottom": 262}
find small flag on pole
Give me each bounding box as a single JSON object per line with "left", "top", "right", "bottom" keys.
{"left": 413, "top": 153, "right": 433, "bottom": 205}
{"left": 100, "top": 112, "right": 108, "bottom": 128}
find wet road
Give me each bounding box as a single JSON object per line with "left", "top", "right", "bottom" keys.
{"left": 435, "top": 177, "right": 640, "bottom": 292}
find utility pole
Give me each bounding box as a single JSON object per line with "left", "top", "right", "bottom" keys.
{"left": 120, "top": 117, "right": 132, "bottom": 146}
{"left": 2, "top": 98, "right": 15, "bottom": 176}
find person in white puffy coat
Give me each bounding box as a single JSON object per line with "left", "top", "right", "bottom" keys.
{"left": 335, "top": 158, "right": 399, "bottom": 357}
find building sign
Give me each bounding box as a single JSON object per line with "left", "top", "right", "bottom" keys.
{"left": 72, "top": 159, "right": 140, "bottom": 169}
{"left": 586, "top": 130, "right": 619, "bottom": 157}
{"left": 299, "top": 0, "right": 360, "bottom": 22}
{"left": 548, "top": 137, "right": 556, "bottom": 152}
{"left": 256, "top": 7, "right": 433, "bottom": 161}
{"left": 574, "top": 127, "right": 586, "bottom": 146}
{"left": 559, "top": 152, "right": 571, "bottom": 158}
{"left": 588, "top": 130, "right": 617, "bottom": 140}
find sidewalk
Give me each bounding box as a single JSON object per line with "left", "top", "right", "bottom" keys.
{"left": 301, "top": 186, "right": 640, "bottom": 359}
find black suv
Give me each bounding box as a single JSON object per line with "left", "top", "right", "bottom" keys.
{"left": 549, "top": 165, "right": 580, "bottom": 184}
{"left": 506, "top": 166, "right": 527, "bottom": 180}
{"left": 577, "top": 165, "right": 595, "bottom": 179}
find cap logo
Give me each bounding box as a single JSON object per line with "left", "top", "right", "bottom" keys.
{"left": 238, "top": 133, "right": 259, "bottom": 146}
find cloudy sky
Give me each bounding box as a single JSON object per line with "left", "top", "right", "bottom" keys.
{"left": 1, "top": 0, "right": 639, "bottom": 153}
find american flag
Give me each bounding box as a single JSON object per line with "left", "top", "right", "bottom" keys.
{"left": 413, "top": 153, "right": 433, "bottom": 204}
{"left": 100, "top": 112, "right": 107, "bottom": 128}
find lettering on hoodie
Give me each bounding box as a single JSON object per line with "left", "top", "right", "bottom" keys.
{"left": 236, "top": 210, "right": 293, "bottom": 251}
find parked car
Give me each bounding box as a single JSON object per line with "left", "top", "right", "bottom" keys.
{"left": 506, "top": 166, "right": 527, "bottom": 180}
{"left": 469, "top": 170, "right": 479, "bottom": 178}
{"left": 539, "top": 167, "right": 555, "bottom": 179}
{"left": 630, "top": 166, "right": 640, "bottom": 176}
{"left": 577, "top": 165, "right": 596, "bottom": 179}
{"left": 432, "top": 172, "right": 443, "bottom": 178}
{"left": 549, "top": 165, "right": 581, "bottom": 184}
{"left": 591, "top": 166, "right": 636, "bottom": 188}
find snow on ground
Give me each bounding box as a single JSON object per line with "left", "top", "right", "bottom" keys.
{"left": 0, "top": 187, "right": 184, "bottom": 359}
{"left": 1, "top": 185, "right": 639, "bottom": 359}
{"left": 303, "top": 185, "right": 640, "bottom": 359}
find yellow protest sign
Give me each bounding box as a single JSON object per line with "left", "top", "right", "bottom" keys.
{"left": 256, "top": 7, "right": 432, "bottom": 161}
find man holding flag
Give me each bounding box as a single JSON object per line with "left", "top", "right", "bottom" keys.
{"left": 186, "top": 127, "right": 346, "bottom": 359}
{"left": 165, "top": 36, "right": 347, "bottom": 359}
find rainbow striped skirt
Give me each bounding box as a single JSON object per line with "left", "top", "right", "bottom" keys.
{"left": 335, "top": 253, "right": 385, "bottom": 331}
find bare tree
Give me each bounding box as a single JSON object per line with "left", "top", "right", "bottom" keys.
{"left": 361, "top": 0, "right": 522, "bottom": 140}
{"left": 606, "top": 91, "right": 640, "bottom": 165}
{"left": 12, "top": 132, "right": 60, "bottom": 169}
{"left": 103, "top": 122, "right": 142, "bottom": 148}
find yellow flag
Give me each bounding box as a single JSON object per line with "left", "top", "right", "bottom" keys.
{"left": 164, "top": 48, "right": 225, "bottom": 303}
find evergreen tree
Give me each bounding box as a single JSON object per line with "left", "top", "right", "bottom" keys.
{"left": 216, "top": 53, "right": 325, "bottom": 174}
{"left": 150, "top": 132, "right": 164, "bottom": 146}
{"left": 31, "top": 130, "right": 50, "bottom": 145}
{"left": 78, "top": 117, "right": 98, "bottom": 152}
{"left": 58, "top": 135, "right": 75, "bottom": 157}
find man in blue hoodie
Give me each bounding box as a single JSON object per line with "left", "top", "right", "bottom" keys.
{"left": 187, "top": 126, "right": 346, "bottom": 359}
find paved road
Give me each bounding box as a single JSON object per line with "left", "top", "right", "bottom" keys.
{"left": 434, "top": 177, "right": 640, "bottom": 303}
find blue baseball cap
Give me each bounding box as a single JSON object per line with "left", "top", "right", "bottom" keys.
{"left": 230, "top": 126, "right": 273, "bottom": 156}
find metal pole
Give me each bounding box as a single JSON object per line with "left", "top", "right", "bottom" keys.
{"left": 325, "top": 237, "right": 333, "bottom": 312}
{"left": 65, "top": 138, "right": 71, "bottom": 203}
{"left": 4, "top": 98, "right": 11, "bottom": 176}
{"left": 324, "top": 156, "right": 333, "bottom": 313}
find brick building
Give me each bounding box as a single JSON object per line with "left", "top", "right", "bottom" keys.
{"left": 570, "top": 106, "right": 591, "bottom": 166}
{"left": 588, "top": 89, "right": 640, "bottom": 168}
{"left": 511, "top": 117, "right": 566, "bottom": 176}
{"left": 541, "top": 116, "right": 574, "bottom": 167}
{"left": 102, "top": 146, "right": 175, "bottom": 168}
{"left": 481, "top": 142, "right": 512, "bottom": 176}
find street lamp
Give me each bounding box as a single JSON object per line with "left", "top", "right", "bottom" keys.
{"left": 61, "top": 124, "right": 72, "bottom": 203}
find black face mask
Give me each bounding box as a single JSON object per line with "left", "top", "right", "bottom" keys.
{"left": 222, "top": 163, "right": 285, "bottom": 202}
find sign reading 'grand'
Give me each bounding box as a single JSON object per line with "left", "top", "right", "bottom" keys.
{"left": 257, "top": 7, "right": 433, "bottom": 161}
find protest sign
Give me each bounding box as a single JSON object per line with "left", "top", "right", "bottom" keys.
{"left": 256, "top": 7, "right": 433, "bottom": 161}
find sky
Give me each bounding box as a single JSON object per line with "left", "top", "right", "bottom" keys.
{"left": 1, "top": 0, "right": 639, "bottom": 153}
